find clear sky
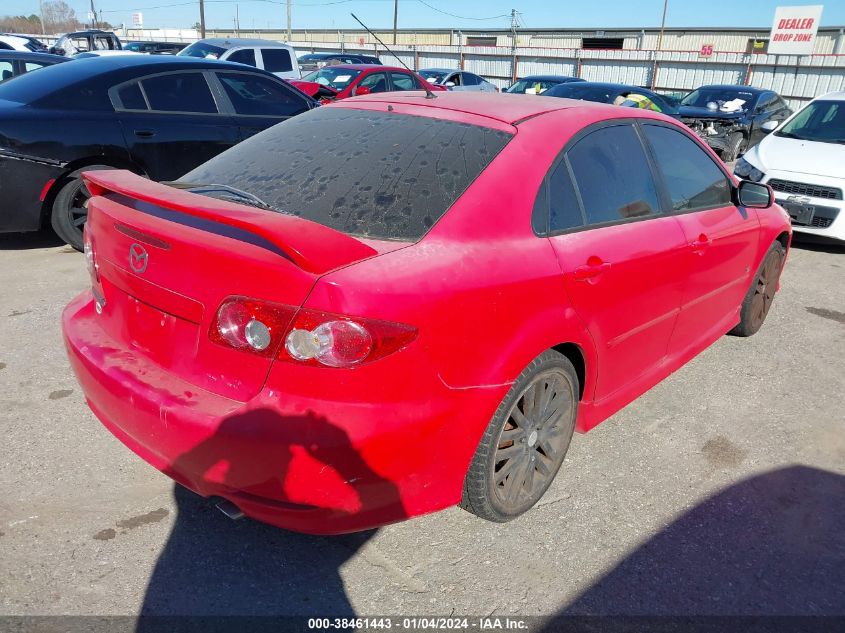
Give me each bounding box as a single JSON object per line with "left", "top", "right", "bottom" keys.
{"left": 5, "top": 0, "right": 844, "bottom": 32}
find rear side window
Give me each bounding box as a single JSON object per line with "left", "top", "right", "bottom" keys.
{"left": 217, "top": 72, "right": 309, "bottom": 117}
{"left": 548, "top": 161, "right": 584, "bottom": 232}
{"left": 642, "top": 124, "right": 731, "bottom": 212}
{"left": 117, "top": 82, "right": 147, "bottom": 110}
{"left": 227, "top": 49, "right": 256, "bottom": 67}
{"left": 180, "top": 108, "right": 512, "bottom": 241}
{"left": 464, "top": 73, "right": 481, "bottom": 86}
{"left": 141, "top": 72, "right": 217, "bottom": 113}
{"left": 261, "top": 49, "right": 293, "bottom": 72}
{"left": 567, "top": 125, "right": 660, "bottom": 224}
{"left": 390, "top": 71, "right": 418, "bottom": 91}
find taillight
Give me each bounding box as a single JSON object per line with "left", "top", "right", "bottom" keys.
{"left": 209, "top": 297, "right": 297, "bottom": 357}
{"left": 283, "top": 308, "right": 417, "bottom": 368}
{"left": 84, "top": 229, "right": 106, "bottom": 314}
{"left": 209, "top": 298, "right": 417, "bottom": 367}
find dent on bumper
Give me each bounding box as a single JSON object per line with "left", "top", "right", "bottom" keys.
{"left": 62, "top": 292, "right": 506, "bottom": 534}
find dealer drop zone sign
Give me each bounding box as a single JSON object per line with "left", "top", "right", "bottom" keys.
{"left": 769, "top": 5, "right": 824, "bottom": 55}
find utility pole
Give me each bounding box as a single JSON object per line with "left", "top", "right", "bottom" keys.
{"left": 393, "top": 0, "right": 398, "bottom": 44}
{"left": 235, "top": 4, "right": 240, "bottom": 36}
{"left": 286, "top": 0, "right": 292, "bottom": 41}
{"left": 657, "top": 0, "right": 668, "bottom": 50}
{"left": 90, "top": 0, "right": 97, "bottom": 29}
{"left": 199, "top": 0, "right": 206, "bottom": 38}
{"left": 510, "top": 8, "right": 518, "bottom": 83}
{"left": 38, "top": 0, "right": 45, "bottom": 34}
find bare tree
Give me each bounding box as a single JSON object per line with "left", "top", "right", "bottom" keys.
{"left": 41, "top": 0, "right": 81, "bottom": 34}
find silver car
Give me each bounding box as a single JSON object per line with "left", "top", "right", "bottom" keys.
{"left": 418, "top": 68, "right": 497, "bottom": 92}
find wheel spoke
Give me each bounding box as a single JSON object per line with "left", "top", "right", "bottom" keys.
{"left": 495, "top": 455, "right": 521, "bottom": 484}
{"left": 534, "top": 452, "right": 553, "bottom": 477}
{"left": 510, "top": 405, "right": 529, "bottom": 430}
{"left": 523, "top": 460, "right": 537, "bottom": 496}
{"left": 522, "top": 383, "right": 539, "bottom": 421}
{"left": 502, "top": 456, "right": 528, "bottom": 500}
{"left": 537, "top": 378, "right": 556, "bottom": 419}
{"left": 501, "top": 426, "right": 526, "bottom": 443}
{"left": 495, "top": 443, "right": 523, "bottom": 460}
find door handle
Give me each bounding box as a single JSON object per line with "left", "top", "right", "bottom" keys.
{"left": 134, "top": 129, "right": 156, "bottom": 138}
{"left": 571, "top": 261, "right": 612, "bottom": 281}
{"left": 689, "top": 234, "right": 711, "bottom": 254}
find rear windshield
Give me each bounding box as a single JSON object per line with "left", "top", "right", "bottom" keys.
{"left": 179, "top": 107, "right": 512, "bottom": 241}
{"left": 179, "top": 42, "right": 226, "bottom": 59}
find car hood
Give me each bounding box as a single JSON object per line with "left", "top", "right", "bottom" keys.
{"left": 679, "top": 105, "right": 746, "bottom": 120}
{"left": 754, "top": 133, "right": 845, "bottom": 180}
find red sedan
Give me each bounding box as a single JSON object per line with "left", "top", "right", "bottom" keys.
{"left": 289, "top": 63, "right": 447, "bottom": 101}
{"left": 63, "top": 92, "right": 791, "bottom": 534}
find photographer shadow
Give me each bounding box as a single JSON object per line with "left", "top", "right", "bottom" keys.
{"left": 138, "top": 408, "right": 405, "bottom": 620}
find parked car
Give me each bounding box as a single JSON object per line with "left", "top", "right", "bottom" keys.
{"left": 298, "top": 52, "right": 381, "bottom": 73}
{"left": 49, "top": 30, "right": 122, "bottom": 56}
{"left": 679, "top": 85, "right": 792, "bottom": 161}
{"left": 545, "top": 81, "right": 680, "bottom": 118}
{"left": 0, "top": 55, "right": 316, "bottom": 249}
{"left": 506, "top": 75, "right": 584, "bottom": 95}
{"left": 178, "top": 38, "right": 300, "bottom": 79}
{"left": 418, "top": 68, "right": 498, "bottom": 92}
{"left": 0, "top": 34, "right": 47, "bottom": 52}
{"left": 291, "top": 64, "right": 446, "bottom": 101}
{"left": 63, "top": 92, "right": 790, "bottom": 534}
{"left": 72, "top": 50, "right": 142, "bottom": 59}
{"left": 124, "top": 41, "right": 187, "bottom": 55}
{"left": 734, "top": 91, "right": 845, "bottom": 243}
{"left": 0, "top": 50, "right": 68, "bottom": 82}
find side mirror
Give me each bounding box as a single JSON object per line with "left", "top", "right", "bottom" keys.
{"left": 761, "top": 120, "right": 779, "bottom": 133}
{"left": 444, "top": 81, "right": 455, "bottom": 88}
{"left": 736, "top": 179, "right": 773, "bottom": 208}
{"left": 354, "top": 85, "right": 371, "bottom": 96}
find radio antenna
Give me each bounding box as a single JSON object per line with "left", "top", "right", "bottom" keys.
{"left": 351, "top": 12, "right": 437, "bottom": 99}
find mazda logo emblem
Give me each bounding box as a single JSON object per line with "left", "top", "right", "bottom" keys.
{"left": 129, "top": 243, "right": 148, "bottom": 273}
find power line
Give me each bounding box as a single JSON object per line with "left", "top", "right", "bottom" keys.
{"left": 415, "top": 0, "right": 510, "bottom": 21}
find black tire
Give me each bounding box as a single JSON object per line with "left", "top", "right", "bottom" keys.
{"left": 460, "top": 350, "right": 578, "bottom": 522}
{"left": 729, "top": 241, "right": 786, "bottom": 337}
{"left": 722, "top": 132, "right": 747, "bottom": 163}
{"left": 50, "top": 165, "right": 111, "bottom": 251}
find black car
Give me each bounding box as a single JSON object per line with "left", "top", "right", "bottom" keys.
{"left": 505, "top": 74, "right": 584, "bottom": 94}
{"left": 49, "top": 30, "right": 122, "bottom": 56}
{"left": 679, "top": 85, "right": 792, "bottom": 161}
{"left": 124, "top": 41, "right": 188, "bottom": 55}
{"left": 545, "top": 81, "right": 680, "bottom": 117}
{"left": 298, "top": 52, "right": 381, "bottom": 73}
{"left": 0, "top": 33, "right": 48, "bottom": 51}
{"left": 0, "top": 55, "right": 316, "bottom": 249}
{"left": 0, "top": 51, "right": 68, "bottom": 82}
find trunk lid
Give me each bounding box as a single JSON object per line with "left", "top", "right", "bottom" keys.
{"left": 83, "top": 170, "right": 378, "bottom": 401}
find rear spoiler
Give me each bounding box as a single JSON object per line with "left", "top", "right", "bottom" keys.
{"left": 83, "top": 170, "right": 377, "bottom": 275}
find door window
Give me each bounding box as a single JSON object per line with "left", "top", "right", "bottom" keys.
{"left": 24, "top": 62, "right": 49, "bottom": 72}
{"left": 547, "top": 161, "right": 584, "bottom": 232}
{"left": 567, "top": 125, "right": 660, "bottom": 224}
{"left": 141, "top": 72, "right": 217, "bottom": 113}
{"left": 448, "top": 73, "right": 462, "bottom": 86}
{"left": 463, "top": 73, "right": 481, "bottom": 86}
{"left": 390, "top": 71, "right": 418, "bottom": 91}
{"left": 643, "top": 124, "right": 732, "bottom": 212}
{"left": 0, "top": 61, "right": 13, "bottom": 82}
{"left": 357, "top": 72, "right": 389, "bottom": 93}
{"left": 227, "top": 49, "right": 256, "bottom": 67}
{"left": 217, "top": 72, "right": 309, "bottom": 117}
{"left": 117, "top": 82, "right": 148, "bottom": 110}
{"left": 261, "top": 48, "right": 294, "bottom": 72}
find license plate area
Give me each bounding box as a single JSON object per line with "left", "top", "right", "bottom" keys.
{"left": 783, "top": 202, "right": 815, "bottom": 226}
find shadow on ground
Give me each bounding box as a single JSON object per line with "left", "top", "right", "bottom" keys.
{"left": 545, "top": 465, "right": 844, "bottom": 620}
{"left": 790, "top": 234, "right": 845, "bottom": 254}
{"left": 137, "top": 408, "right": 404, "bottom": 621}
{"left": 0, "top": 229, "right": 64, "bottom": 250}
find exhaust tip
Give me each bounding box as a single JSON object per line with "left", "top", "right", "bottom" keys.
{"left": 215, "top": 498, "right": 245, "bottom": 520}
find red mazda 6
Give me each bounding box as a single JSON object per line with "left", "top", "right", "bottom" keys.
{"left": 63, "top": 92, "right": 791, "bottom": 534}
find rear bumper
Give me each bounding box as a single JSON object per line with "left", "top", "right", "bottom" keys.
{"left": 0, "top": 153, "right": 63, "bottom": 233}
{"left": 63, "top": 292, "right": 507, "bottom": 534}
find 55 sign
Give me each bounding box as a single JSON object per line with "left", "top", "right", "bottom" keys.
{"left": 699, "top": 44, "right": 714, "bottom": 57}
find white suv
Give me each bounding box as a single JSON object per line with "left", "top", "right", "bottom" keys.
{"left": 735, "top": 91, "right": 845, "bottom": 244}
{"left": 178, "top": 38, "right": 300, "bottom": 80}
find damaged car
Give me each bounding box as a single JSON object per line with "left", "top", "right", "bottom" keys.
{"left": 679, "top": 85, "right": 792, "bottom": 161}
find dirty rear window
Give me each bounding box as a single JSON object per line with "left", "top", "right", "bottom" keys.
{"left": 178, "top": 107, "right": 512, "bottom": 241}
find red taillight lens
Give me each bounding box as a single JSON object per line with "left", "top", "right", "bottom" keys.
{"left": 210, "top": 299, "right": 417, "bottom": 367}
{"left": 209, "top": 297, "right": 297, "bottom": 358}
{"left": 282, "top": 308, "right": 417, "bottom": 368}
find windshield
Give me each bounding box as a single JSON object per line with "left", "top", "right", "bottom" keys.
{"left": 680, "top": 88, "right": 756, "bottom": 112}
{"left": 178, "top": 41, "right": 226, "bottom": 59}
{"left": 775, "top": 101, "right": 845, "bottom": 144}
{"left": 507, "top": 79, "right": 562, "bottom": 95}
{"left": 419, "top": 70, "right": 447, "bottom": 84}
{"left": 179, "top": 107, "right": 512, "bottom": 241}
{"left": 302, "top": 67, "right": 362, "bottom": 90}
{"left": 546, "top": 83, "right": 616, "bottom": 103}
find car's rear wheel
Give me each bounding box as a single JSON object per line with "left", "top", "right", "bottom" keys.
{"left": 729, "top": 241, "right": 786, "bottom": 337}
{"left": 460, "top": 350, "right": 578, "bottom": 522}
{"left": 50, "top": 165, "right": 111, "bottom": 251}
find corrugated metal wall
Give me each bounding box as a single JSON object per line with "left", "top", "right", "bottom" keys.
{"left": 290, "top": 41, "right": 845, "bottom": 108}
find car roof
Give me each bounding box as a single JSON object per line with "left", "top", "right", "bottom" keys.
{"left": 815, "top": 91, "right": 845, "bottom": 101}
{"left": 696, "top": 84, "right": 766, "bottom": 94}
{"left": 0, "top": 51, "right": 68, "bottom": 62}
{"left": 301, "top": 52, "right": 370, "bottom": 58}
{"left": 419, "top": 67, "right": 458, "bottom": 73}
{"left": 310, "top": 63, "right": 406, "bottom": 71}
{"left": 519, "top": 74, "right": 580, "bottom": 81}
{"left": 339, "top": 91, "right": 589, "bottom": 125}
{"left": 197, "top": 38, "right": 292, "bottom": 49}
{"left": 555, "top": 81, "right": 656, "bottom": 92}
